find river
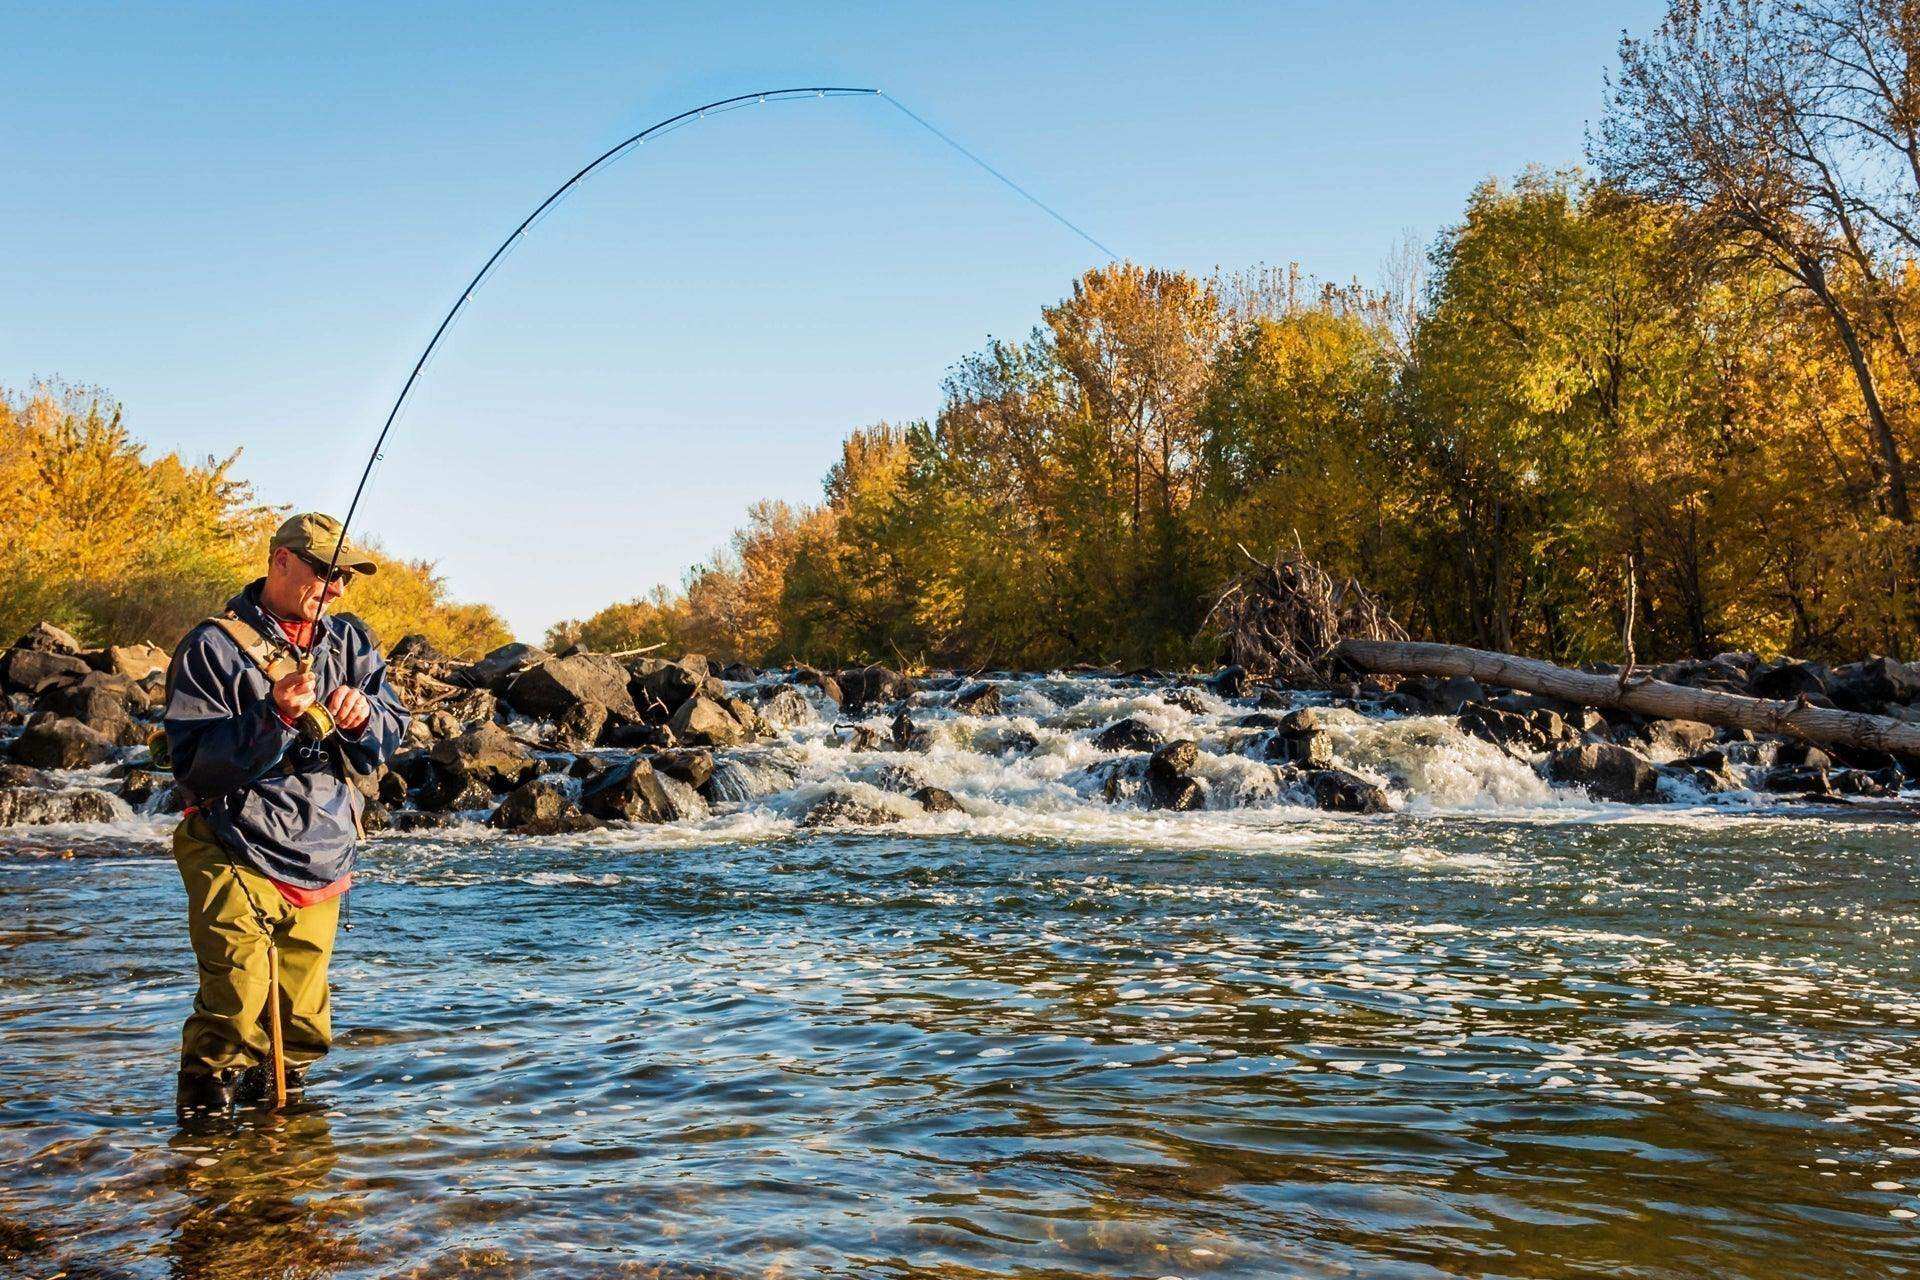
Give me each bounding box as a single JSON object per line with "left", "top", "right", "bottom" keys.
{"left": 1, "top": 674, "right": 1917, "bottom": 1277}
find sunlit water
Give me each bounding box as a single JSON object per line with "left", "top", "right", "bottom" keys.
{"left": 3, "top": 807, "right": 1918, "bottom": 1278}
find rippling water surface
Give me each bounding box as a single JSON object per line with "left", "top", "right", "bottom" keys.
{"left": 3, "top": 811, "right": 1918, "bottom": 1278}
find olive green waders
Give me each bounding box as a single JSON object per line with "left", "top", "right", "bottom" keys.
{"left": 175, "top": 813, "right": 339, "bottom": 1077}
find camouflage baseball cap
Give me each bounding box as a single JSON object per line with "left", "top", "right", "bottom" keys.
{"left": 270, "top": 512, "right": 379, "bottom": 576}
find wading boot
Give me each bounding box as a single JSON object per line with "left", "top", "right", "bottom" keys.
{"left": 175, "top": 1067, "right": 237, "bottom": 1125}
{"left": 235, "top": 1061, "right": 306, "bottom": 1110}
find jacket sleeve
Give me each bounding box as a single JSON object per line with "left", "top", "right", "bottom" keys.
{"left": 164, "top": 627, "right": 300, "bottom": 798}
{"left": 337, "top": 622, "right": 410, "bottom": 771}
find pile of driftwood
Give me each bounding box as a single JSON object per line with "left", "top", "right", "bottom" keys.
{"left": 1207, "top": 546, "right": 1920, "bottom": 759}
{"left": 1204, "top": 546, "right": 1405, "bottom": 686}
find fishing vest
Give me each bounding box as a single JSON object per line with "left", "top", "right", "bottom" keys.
{"left": 157, "top": 609, "right": 374, "bottom": 820}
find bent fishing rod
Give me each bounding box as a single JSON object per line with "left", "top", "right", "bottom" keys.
{"left": 303, "top": 84, "right": 1117, "bottom": 687}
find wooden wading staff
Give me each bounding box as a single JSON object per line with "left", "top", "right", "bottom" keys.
{"left": 266, "top": 943, "right": 288, "bottom": 1110}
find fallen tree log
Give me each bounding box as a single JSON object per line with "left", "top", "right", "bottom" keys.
{"left": 1338, "top": 639, "right": 1920, "bottom": 758}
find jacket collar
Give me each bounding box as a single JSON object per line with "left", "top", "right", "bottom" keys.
{"left": 229, "top": 579, "right": 335, "bottom": 651}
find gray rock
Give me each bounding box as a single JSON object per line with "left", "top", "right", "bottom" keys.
{"left": 580, "top": 758, "right": 679, "bottom": 823}
{"left": 652, "top": 747, "right": 714, "bottom": 790}
{"left": 488, "top": 779, "right": 598, "bottom": 834}
{"left": 99, "top": 643, "right": 169, "bottom": 682}
{"left": 1306, "top": 768, "right": 1391, "bottom": 814}
{"left": 1094, "top": 718, "right": 1162, "bottom": 752}
{"left": 1749, "top": 661, "right": 1829, "bottom": 701}
{"left": 1149, "top": 739, "right": 1199, "bottom": 781}
{"left": 1211, "top": 665, "right": 1249, "bottom": 697}
{"left": 800, "top": 790, "right": 901, "bottom": 827}
{"left": 426, "top": 722, "right": 540, "bottom": 793}
{"left": 952, "top": 682, "right": 1003, "bottom": 716}
{"left": 1148, "top": 774, "right": 1206, "bottom": 811}
{"left": 0, "top": 648, "right": 92, "bottom": 697}
{"left": 670, "top": 694, "right": 748, "bottom": 748}
{"left": 10, "top": 717, "right": 115, "bottom": 770}
{"left": 13, "top": 622, "right": 83, "bottom": 654}
{"left": 1546, "top": 742, "right": 1663, "bottom": 803}
{"left": 755, "top": 684, "right": 815, "bottom": 728}
{"left": 1644, "top": 718, "right": 1715, "bottom": 758}
{"left": 456, "top": 643, "right": 552, "bottom": 692}
{"left": 0, "top": 762, "right": 55, "bottom": 789}
{"left": 913, "top": 785, "right": 961, "bottom": 813}
{"left": 0, "top": 786, "right": 120, "bottom": 826}
{"left": 836, "top": 665, "right": 915, "bottom": 714}
{"left": 505, "top": 654, "right": 637, "bottom": 722}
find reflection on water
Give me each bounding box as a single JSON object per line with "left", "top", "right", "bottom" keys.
{"left": 2, "top": 815, "right": 1918, "bottom": 1278}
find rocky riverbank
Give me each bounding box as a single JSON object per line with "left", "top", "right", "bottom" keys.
{"left": 1, "top": 619, "right": 1917, "bottom": 834}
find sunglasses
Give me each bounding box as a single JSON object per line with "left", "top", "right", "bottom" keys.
{"left": 293, "top": 550, "right": 357, "bottom": 585}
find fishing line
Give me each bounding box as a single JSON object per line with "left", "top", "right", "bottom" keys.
{"left": 318, "top": 85, "right": 1120, "bottom": 584}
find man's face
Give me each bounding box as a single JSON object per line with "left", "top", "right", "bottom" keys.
{"left": 265, "top": 547, "right": 350, "bottom": 620}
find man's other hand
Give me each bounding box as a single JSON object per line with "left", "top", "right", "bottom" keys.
{"left": 272, "top": 670, "right": 318, "bottom": 722}
{"left": 325, "top": 686, "right": 371, "bottom": 733}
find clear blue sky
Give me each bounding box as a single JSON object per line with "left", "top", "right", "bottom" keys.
{"left": 3, "top": 1, "right": 1664, "bottom": 641}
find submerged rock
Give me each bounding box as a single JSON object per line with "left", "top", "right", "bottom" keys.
{"left": 755, "top": 685, "right": 815, "bottom": 728}
{"left": 1545, "top": 742, "right": 1663, "bottom": 803}
{"left": 489, "top": 779, "right": 598, "bottom": 834}
{"left": 1094, "top": 719, "right": 1162, "bottom": 752}
{"left": 1305, "top": 768, "right": 1390, "bottom": 814}
{"left": 952, "top": 682, "right": 1002, "bottom": 716}
{"left": 913, "top": 785, "right": 961, "bottom": 813}
{"left": 580, "top": 758, "right": 679, "bottom": 823}
{"left": 0, "top": 786, "right": 121, "bottom": 826}
{"left": 800, "top": 789, "right": 901, "bottom": 827}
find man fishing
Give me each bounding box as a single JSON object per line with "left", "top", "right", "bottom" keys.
{"left": 164, "top": 513, "right": 410, "bottom": 1122}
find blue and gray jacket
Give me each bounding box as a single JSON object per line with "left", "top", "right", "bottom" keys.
{"left": 163, "top": 581, "right": 410, "bottom": 888}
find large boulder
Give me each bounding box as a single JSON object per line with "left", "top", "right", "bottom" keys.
{"left": 670, "top": 694, "right": 749, "bottom": 748}
{"left": 1546, "top": 742, "right": 1663, "bottom": 803}
{"left": 1749, "top": 660, "right": 1829, "bottom": 701}
{"left": 836, "top": 666, "right": 915, "bottom": 715}
{"left": 488, "top": 779, "right": 598, "bottom": 834}
{"left": 1094, "top": 718, "right": 1163, "bottom": 752}
{"left": 0, "top": 786, "right": 120, "bottom": 826}
{"left": 652, "top": 747, "right": 714, "bottom": 790}
{"left": 1263, "top": 708, "right": 1333, "bottom": 768}
{"left": 0, "top": 648, "right": 92, "bottom": 697}
{"left": 952, "top": 682, "right": 1003, "bottom": 716}
{"left": 427, "top": 722, "right": 540, "bottom": 793}
{"left": 505, "top": 654, "right": 638, "bottom": 723}
{"left": 1306, "top": 768, "right": 1390, "bottom": 814}
{"left": 10, "top": 717, "right": 116, "bottom": 770}
{"left": 41, "top": 672, "right": 146, "bottom": 728}
{"left": 1828, "top": 656, "right": 1920, "bottom": 712}
{"left": 1146, "top": 739, "right": 1203, "bottom": 810}
{"left": 579, "top": 758, "right": 679, "bottom": 823}
{"left": 628, "top": 659, "right": 731, "bottom": 720}
{"left": 96, "top": 643, "right": 169, "bottom": 683}
{"left": 12, "top": 622, "right": 83, "bottom": 654}
{"left": 455, "top": 643, "right": 551, "bottom": 692}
